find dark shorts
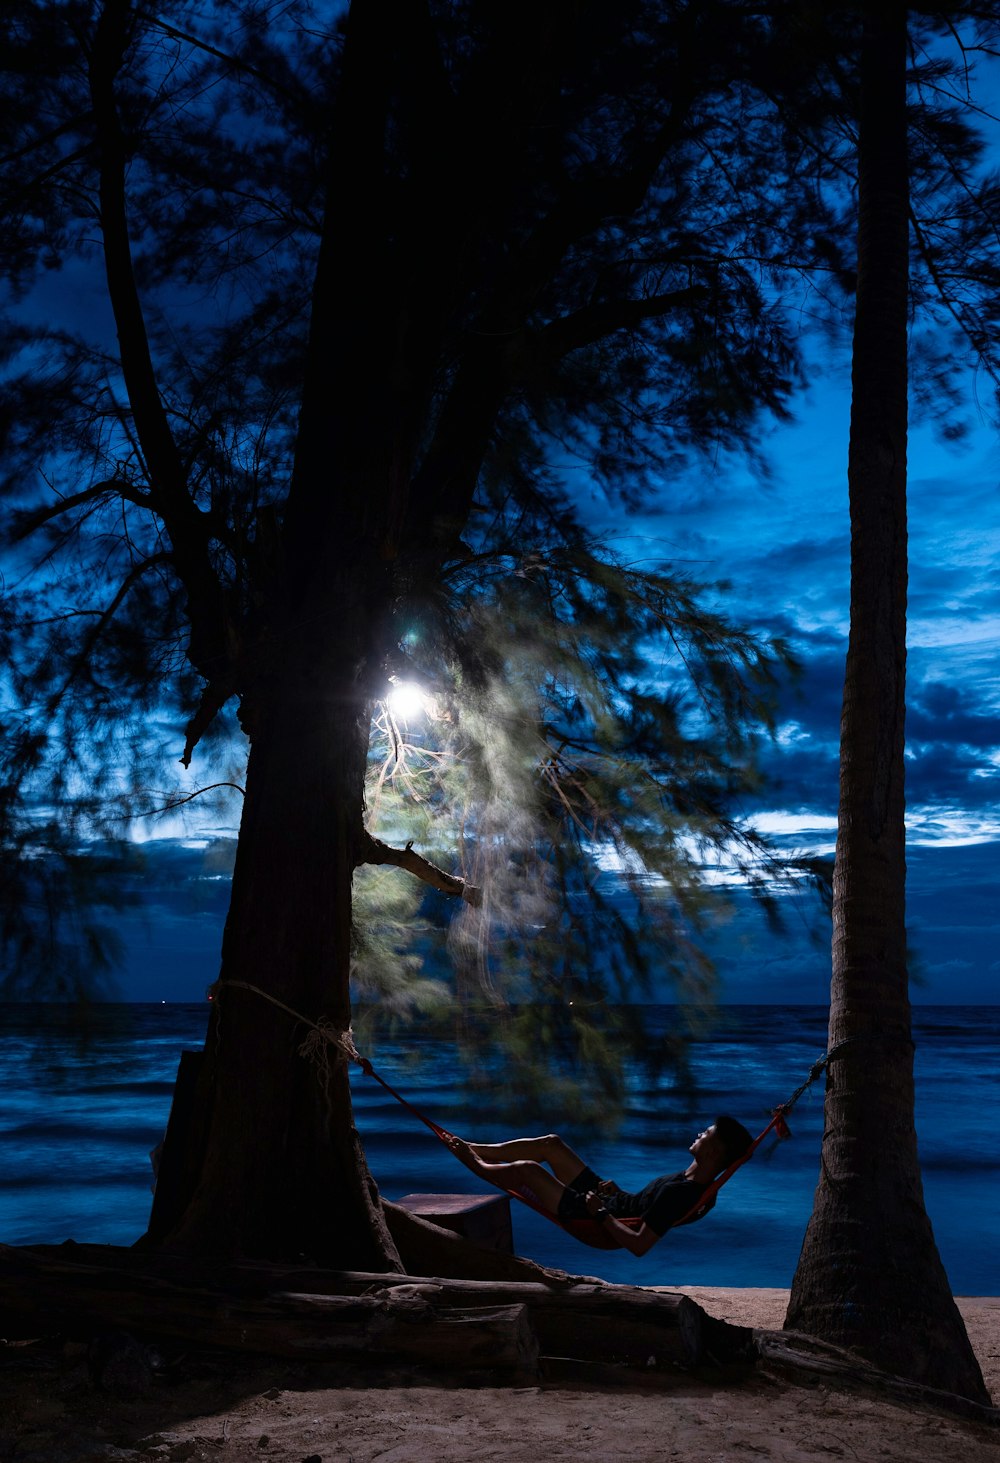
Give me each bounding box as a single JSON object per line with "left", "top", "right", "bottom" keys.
{"left": 557, "top": 1164, "right": 603, "bottom": 1222}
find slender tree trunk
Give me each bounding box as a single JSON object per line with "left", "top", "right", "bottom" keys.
{"left": 785, "top": 5, "right": 988, "bottom": 1404}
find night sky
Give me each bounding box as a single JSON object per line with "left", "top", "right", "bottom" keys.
{"left": 109, "top": 343, "right": 1000, "bottom": 1008}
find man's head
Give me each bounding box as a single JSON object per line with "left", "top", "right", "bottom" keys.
{"left": 689, "top": 1115, "right": 754, "bottom": 1175}
{"left": 712, "top": 1114, "right": 754, "bottom": 1169}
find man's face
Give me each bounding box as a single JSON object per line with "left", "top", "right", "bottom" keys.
{"left": 689, "top": 1124, "right": 724, "bottom": 1169}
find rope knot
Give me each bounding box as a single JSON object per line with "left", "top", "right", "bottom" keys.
{"left": 772, "top": 1108, "right": 792, "bottom": 1140}
{"left": 298, "top": 1021, "right": 341, "bottom": 1065}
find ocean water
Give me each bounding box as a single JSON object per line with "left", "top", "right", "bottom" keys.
{"left": 0, "top": 1004, "right": 996, "bottom": 1293}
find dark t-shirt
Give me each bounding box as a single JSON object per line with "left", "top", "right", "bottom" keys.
{"left": 608, "top": 1170, "right": 714, "bottom": 1236}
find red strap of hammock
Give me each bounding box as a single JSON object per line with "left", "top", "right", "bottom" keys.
{"left": 356, "top": 1056, "right": 457, "bottom": 1143}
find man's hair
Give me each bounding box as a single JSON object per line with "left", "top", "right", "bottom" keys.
{"left": 713, "top": 1114, "right": 754, "bottom": 1169}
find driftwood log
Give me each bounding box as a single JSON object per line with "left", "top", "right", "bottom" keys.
{"left": 2, "top": 1246, "right": 994, "bottom": 1425}
{"left": 0, "top": 1243, "right": 746, "bottom": 1374}
{"left": 0, "top": 1245, "right": 536, "bottom": 1375}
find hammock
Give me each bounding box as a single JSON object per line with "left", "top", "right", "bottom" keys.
{"left": 211, "top": 981, "right": 838, "bottom": 1250}
{"left": 351, "top": 1046, "right": 835, "bottom": 1251}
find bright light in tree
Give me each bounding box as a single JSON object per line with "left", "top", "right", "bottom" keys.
{"left": 386, "top": 679, "right": 430, "bottom": 723}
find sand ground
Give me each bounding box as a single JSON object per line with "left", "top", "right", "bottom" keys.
{"left": 2, "top": 1290, "right": 998, "bottom": 1463}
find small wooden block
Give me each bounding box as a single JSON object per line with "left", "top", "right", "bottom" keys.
{"left": 395, "top": 1192, "right": 514, "bottom": 1253}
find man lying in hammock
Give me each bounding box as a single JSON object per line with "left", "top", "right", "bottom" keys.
{"left": 446, "top": 1115, "right": 753, "bottom": 1256}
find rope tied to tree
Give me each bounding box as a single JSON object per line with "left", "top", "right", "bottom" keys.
{"left": 206, "top": 980, "right": 360, "bottom": 1085}
{"left": 778, "top": 1047, "right": 836, "bottom": 1112}
{"left": 768, "top": 1035, "right": 862, "bottom": 1133}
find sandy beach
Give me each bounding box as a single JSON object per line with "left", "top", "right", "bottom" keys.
{"left": 2, "top": 1286, "right": 997, "bottom": 1463}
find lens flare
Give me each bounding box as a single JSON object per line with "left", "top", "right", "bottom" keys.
{"left": 386, "top": 679, "right": 430, "bottom": 723}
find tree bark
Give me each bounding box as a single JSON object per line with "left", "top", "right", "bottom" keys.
{"left": 784, "top": 4, "right": 988, "bottom": 1405}
{"left": 758, "top": 1331, "right": 999, "bottom": 1428}
{"left": 155, "top": 607, "right": 401, "bottom": 1271}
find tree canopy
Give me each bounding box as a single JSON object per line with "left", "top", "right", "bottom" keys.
{"left": 1, "top": 0, "right": 831, "bottom": 1022}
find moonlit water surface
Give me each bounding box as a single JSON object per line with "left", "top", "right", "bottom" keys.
{"left": 1, "top": 1004, "right": 996, "bottom": 1292}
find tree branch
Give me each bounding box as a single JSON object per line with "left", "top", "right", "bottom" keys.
{"left": 531, "top": 285, "right": 711, "bottom": 367}
{"left": 11, "top": 478, "right": 152, "bottom": 540}
{"left": 134, "top": 9, "right": 304, "bottom": 108}
{"left": 180, "top": 670, "right": 240, "bottom": 769}
{"left": 135, "top": 782, "right": 246, "bottom": 815}
{"left": 402, "top": 21, "right": 704, "bottom": 557}
{"left": 477, "top": 48, "right": 701, "bottom": 337}
{"left": 0, "top": 115, "right": 92, "bottom": 171}
{"left": 89, "top": 3, "right": 191, "bottom": 520}
{"left": 50, "top": 550, "right": 173, "bottom": 709}
{"left": 357, "top": 831, "right": 482, "bottom": 907}
{"left": 88, "top": 0, "right": 239, "bottom": 698}
{"left": 909, "top": 203, "right": 997, "bottom": 367}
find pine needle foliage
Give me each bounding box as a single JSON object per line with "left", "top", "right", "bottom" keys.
{"left": 353, "top": 501, "right": 818, "bottom": 1118}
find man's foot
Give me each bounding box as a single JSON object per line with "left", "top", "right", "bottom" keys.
{"left": 444, "top": 1135, "right": 490, "bottom": 1176}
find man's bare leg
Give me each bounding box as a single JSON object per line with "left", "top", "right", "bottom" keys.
{"left": 445, "top": 1137, "right": 567, "bottom": 1213}
{"left": 462, "top": 1133, "right": 590, "bottom": 1187}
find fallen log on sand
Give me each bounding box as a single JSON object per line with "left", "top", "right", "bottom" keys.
{"left": 3, "top": 1246, "right": 993, "bottom": 1426}
{"left": 0, "top": 1245, "right": 537, "bottom": 1376}
{"left": 0, "top": 1243, "right": 749, "bottom": 1375}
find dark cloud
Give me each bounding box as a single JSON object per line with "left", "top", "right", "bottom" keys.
{"left": 908, "top": 681, "right": 999, "bottom": 750}
{"left": 905, "top": 746, "right": 1000, "bottom": 810}
{"left": 775, "top": 642, "right": 844, "bottom": 729}
{"left": 741, "top": 628, "right": 1000, "bottom": 821}
{"left": 702, "top": 841, "right": 998, "bottom": 1005}
{"left": 739, "top": 533, "right": 849, "bottom": 585}
{"left": 755, "top": 745, "right": 839, "bottom": 814}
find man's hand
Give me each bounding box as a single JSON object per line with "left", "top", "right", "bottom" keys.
{"left": 597, "top": 1179, "right": 621, "bottom": 1197}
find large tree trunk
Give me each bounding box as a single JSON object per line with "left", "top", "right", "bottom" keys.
{"left": 784, "top": 5, "right": 988, "bottom": 1404}
{"left": 148, "top": 0, "right": 420, "bottom": 1265}
{"left": 153, "top": 600, "right": 401, "bottom": 1271}
{"left": 144, "top": 2, "right": 454, "bottom": 1270}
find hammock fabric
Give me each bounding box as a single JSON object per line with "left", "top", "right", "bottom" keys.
{"left": 354, "top": 1052, "right": 801, "bottom": 1251}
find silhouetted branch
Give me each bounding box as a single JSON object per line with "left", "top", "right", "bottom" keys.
{"left": 89, "top": 0, "right": 238, "bottom": 687}
{"left": 533, "top": 285, "right": 710, "bottom": 366}
{"left": 180, "top": 671, "right": 240, "bottom": 768}
{"left": 134, "top": 782, "right": 246, "bottom": 816}
{"left": 358, "top": 831, "right": 482, "bottom": 906}
{"left": 11, "top": 478, "right": 152, "bottom": 539}
{"left": 52, "top": 551, "right": 172, "bottom": 707}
